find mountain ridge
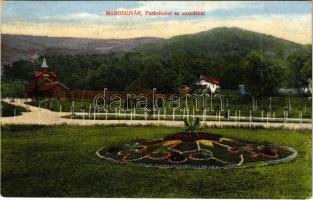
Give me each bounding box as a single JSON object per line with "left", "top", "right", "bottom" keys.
{"left": 1, "top": 34, "right": 164, "bottom": 65}
{"left": 3, "top": 27, "right": 310, "bottom": 91}
{"left": 2, "top": 27, "right": 307, "bottom": 66}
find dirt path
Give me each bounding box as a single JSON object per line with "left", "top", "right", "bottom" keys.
{"left": 1, "top": 99, "right": 311, "bottom": 130}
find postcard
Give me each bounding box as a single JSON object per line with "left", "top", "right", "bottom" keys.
{"left": 1, "top": 1, "right": 312, "bottom": 199}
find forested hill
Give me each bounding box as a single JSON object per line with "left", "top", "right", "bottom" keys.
{"left": 137, "top": 27, "right": 303, "bottom": 57}
{"left": 1, "top": 34, "right": 164, "bottom": 65}
{"left": 130, "top": 27, "right": 306, "bottom": 90}
{"left": 4, "top": 27, "right": 311, "bottom": 94}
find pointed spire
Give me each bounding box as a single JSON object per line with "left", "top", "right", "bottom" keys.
{"left": 41, "top": 57, "right": 48, "bottom": 68}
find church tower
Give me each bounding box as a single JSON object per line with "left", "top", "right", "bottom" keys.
{"left": 25, "top": 56, "right": 70, "bottom": 99}
{"left": 40, "top": 57, "right": 48, "bottom": 72}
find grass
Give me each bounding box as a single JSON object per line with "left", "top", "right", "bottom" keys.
{"left": 1, "top": 101, "right": 28, "bottom": 117}
{"left": 1, "top": 125, "right": 311, "bottom": 198}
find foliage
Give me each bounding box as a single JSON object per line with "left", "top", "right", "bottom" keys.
{"left": 184, "top": 117, "right": 200, "bottom": 132}
{"left": 1, "top": 80, "right": 25, "bottom": 98}
{"left": 287, "top": 46, "right": 312, "bottom": 91}
{"left": 2, "top": 28, "right": 308, "bottom": 93}
{"left": 1, "top": 101, "right": 28, "bottom": 117}
{"left": 3, "top": 60, "right": 37, "bottom": 81}
{"left": 242, "top": 50, "right": 285, "bottom": 97}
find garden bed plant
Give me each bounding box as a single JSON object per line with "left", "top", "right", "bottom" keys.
{"left": 97, "top": 118, "right": 297, "bottom": 169}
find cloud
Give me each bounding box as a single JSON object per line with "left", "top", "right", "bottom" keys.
{"left": 42, "top": 12, "right": 104, "bottom": 22}
{"left": 2, "top": 14, "right": 311, "bottom": 44}
{"left": 34, "top": 1, "right": 249, "bottom": 23}
{"left": 43, "top": 12, "right": 101, "bottom": 21}
{"left": 2, "top": 1, "right": 311, "bottom": 44}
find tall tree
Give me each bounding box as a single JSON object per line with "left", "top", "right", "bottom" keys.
{"left": 287, "top": 46, "right": 312, "bottom": 92}
{"left": 243, "top": 50, "right": 284, "bottom": 97}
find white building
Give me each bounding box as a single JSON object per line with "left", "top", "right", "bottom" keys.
{"left": 196, "top": 75, "right": 221, "bottom": 93}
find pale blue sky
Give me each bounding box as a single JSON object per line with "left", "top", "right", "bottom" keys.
{"left": 2, "top": 1, "right": 311, "bottom": 43}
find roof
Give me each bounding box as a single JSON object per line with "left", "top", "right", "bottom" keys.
{"left": 41, "top": 57, "right": 48, "bottom": 68}
{"left": 38, "top": 82, "right": 69, "bottom": 91}
{"left": 199, "top": 76, "right": 221, "bottom": 85}
{"left": 33, "top": 70, "right": 57, "bottom": 78}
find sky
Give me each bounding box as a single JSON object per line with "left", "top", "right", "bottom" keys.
{"left": 1, "top": 1, "right": 312, "bottom": 44}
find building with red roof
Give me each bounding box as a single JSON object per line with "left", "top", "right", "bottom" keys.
{"left": 196, "top": 75, "right": 221, "bottom": 93}
{"left": 25, "top": 57, "right": 70, "bottom": 99}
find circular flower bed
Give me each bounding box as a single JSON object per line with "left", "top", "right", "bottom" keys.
{"left": 97, "top": 132, "right": 297, "bottom": 169}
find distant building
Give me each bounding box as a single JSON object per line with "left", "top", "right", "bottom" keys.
{"left": 25, "top": 57, "right": 70, "bottom": 99}
{"left": 196, "top": 75, "right": 221, "bottom": 93}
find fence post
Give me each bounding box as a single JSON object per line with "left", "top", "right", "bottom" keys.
{"left": 164, "top": 108, "right": 166, "bottom": 120}
{"left": 202, "top": 109, "right": 205, "bottom": 122}
{"left": 72, "top": 101, "right": 75, "bottom": 113}
{"left": 300, "top": 112, "right": 302, "bottom": 124}
{"left": 226, "top": 97, "right": 229, "bottom": 108}
{"left": 59, "top": 105, "right": 62, "bottom": 125}
{"left": 252, "top": 97, "right": 254, "bottom": 111}
{"left": 157, "top": 109, "right": 160, "bottom": 126}
{"left": 283, "top": 111, "right": 286, "bottom": 124}
{"left": 210, "top": 92, "right": 213, "bottom": 111}
{"left": 88, "top": 104, "right": 91, "bottom": 118}
{"left": 269, "top": 96, "right": 272, "bottom": 112}
{"left": 93, "top": 107, "right": 96, "bottom": 124}
{"left": 192, "top": 107, "right": 195, "bottom": 120}
{"left": 218, "top": 111, "right": 221, "bottom": 122}
{"left": 48, "top": 109, "right": 51, "bottom": 122}
{"left": 255, "top": 99, "right": 258, "bottom": 110}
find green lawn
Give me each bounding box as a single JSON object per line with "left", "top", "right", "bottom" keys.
{"left": 1, "top": 125, "right": 311, "bottom": 198}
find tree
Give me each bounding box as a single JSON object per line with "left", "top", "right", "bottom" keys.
{"left": 287, "top": 47, "right": 312, "bottom": 92}
{"left": 243, "top": 50, "right": 284, "bottom": 97}
{"left": 5, "top": 60, "right": 37, "bottom": 81}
